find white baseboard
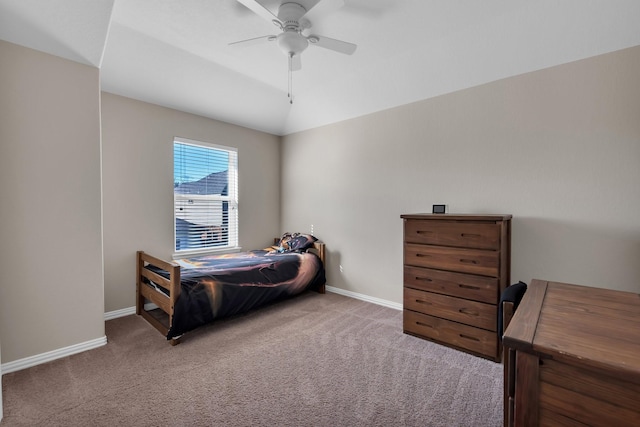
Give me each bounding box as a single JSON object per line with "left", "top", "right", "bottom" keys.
{"left": 326, "top": 286, "right": 402, "bottom": 311}
{"left": 1, "top": 336, "right": 107, "bottom": 375}
{"left": 104, "top": 306, "right": 136, "bottom": 320}
{"left": 1, "top": 306, "right": 147, "bottom": 375}
{"left": 104, "top": 303, "right": 159, "bottom": 321}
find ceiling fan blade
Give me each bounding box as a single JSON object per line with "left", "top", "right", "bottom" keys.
{"left": 309, "top": 35, "right": 357, "bottom": 55}
{"left": 229, "top": 35, "right": 276, "bottom": 47}
{"left": 289, "top": 54, "right": 302, "bottom": 71}
{"left": 236, "top": 0, "right": 281, "bottom": 25}
{"left": 303, "top": 0, "right": 345, "bottom": 22}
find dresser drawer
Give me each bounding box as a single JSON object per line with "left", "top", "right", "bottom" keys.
{"left": 404, "top": 220, "right": 500, "bottom": 250}
{"left": 405, "top": 243, "right": 500, "bottom": 277}
{"left": 404, "top": 309, "right": 498, "bottom": 357}
{"left": 538, "top": 358, "right": 640, "bottom": 426}
{"left": 404, "top": 287, "right": 497, "bottom": 331}
{"left": 404, "top": 266, "right": 498, "bottom": 304}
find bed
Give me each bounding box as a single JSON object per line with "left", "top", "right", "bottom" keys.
{"left": 136, "top": 233, "right": 326, "bottom": 345}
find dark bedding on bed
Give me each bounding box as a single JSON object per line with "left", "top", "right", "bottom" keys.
{"left": 145, "top": 250, "right": 325, "bottom": 340}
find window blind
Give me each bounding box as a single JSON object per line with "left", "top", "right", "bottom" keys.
{"left": 173, "top": 137, "right": 238, "bottom": 253}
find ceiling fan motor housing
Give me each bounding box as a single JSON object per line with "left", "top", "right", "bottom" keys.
{"left": 277, "top": 2, "right": 307, "bottom": 22}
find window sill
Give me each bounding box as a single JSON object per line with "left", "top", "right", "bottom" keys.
{"left": 172, "top": 246, "right": 242, "bottom": 260}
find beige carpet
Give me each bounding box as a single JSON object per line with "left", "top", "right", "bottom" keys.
{"left": 1, "top": 292, "right": 503, "bottom": 426}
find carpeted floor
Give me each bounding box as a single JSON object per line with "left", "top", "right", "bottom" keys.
{"left": 1, "top": 292, "right": 503, "bottom": 426}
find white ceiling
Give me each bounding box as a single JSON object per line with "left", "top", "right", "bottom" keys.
{"left": 1, "top": 0, "right": 640, "bottom": 135}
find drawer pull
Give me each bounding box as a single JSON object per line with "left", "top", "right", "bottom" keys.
{"left": 461, "top": 233, "right": 481, "bottom": 238}
{"left": 459, "top": 334, "right": 480, "bottom": 342}
{"left": 459, "top": 258, "right": 478, "bottom": 264}
{"left": 416, "top": 253, "right": 430, "bottom": 258}
{"left": 458, "top": 308, "right": 479, "bottom": 316}
{"left": 416, "top": 322, "right": 434, "bottom": 329}
{"left": 458, "top": 284, "right": 480, "bottom": 290}
{"left": 416, "top": 230, "right": 433, "bottom": 234}
{"left": 416, "top": 277, "right": 433, "bottom": 282}
{"left": 416, "top": 299, "right": 432, "bottom": 305}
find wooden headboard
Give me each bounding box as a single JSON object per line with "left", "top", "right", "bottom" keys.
{"left": 311, "top": 241, "right": 325, "bottom": 265}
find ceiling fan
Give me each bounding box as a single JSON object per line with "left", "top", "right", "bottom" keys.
{"left": 231, "top": 0, "right": 357, "bottom": 102}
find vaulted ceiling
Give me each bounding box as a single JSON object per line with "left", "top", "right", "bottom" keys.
{"left": 1, "top": 0, "right": 640, "bottom": 135}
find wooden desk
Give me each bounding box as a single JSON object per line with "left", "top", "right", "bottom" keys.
{"left": 503, "top": 279, "right": 640, "bottom": 427}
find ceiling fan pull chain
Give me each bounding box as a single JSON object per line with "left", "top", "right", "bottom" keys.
{"left": 288, "top": 53, "right": 294, "bottom": 104}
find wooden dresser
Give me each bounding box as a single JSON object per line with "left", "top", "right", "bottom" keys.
{"left": 401, "top": 213, "right": 511, "bottom": 361}
{"left": 503, "top": 279, "right": 640, "bottom": 427}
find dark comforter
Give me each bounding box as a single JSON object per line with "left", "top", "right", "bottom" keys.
{"left": 146, "top": 250, "right": 325, "bottom": 340}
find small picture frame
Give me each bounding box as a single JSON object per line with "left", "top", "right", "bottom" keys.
{"left": 432, "top": 204, "right": 446, "bottom": 214}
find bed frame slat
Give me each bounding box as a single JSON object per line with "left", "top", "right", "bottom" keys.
{"left": 140, "top": 268, "right": 172, "bottom": 292}
{"left": 139, "top": 251, "right": 179, "bottom": 272}
{"left": 140, "top": 283, "right": 171, "bottom": 313}
{"left": 139, "top": 309, "right": 168, "bottom": 335}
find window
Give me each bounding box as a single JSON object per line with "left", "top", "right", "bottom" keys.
{"left": 174, "top": 137, "right": 238, "bottom": 254}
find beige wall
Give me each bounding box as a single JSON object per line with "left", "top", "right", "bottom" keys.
{"left": 1, "top": 35, "right": 638, "bottom": 366}
{"left": 282, "top": 46, "right": 640, "bottom": 302}
{"left": 0, "top": 41, "right": 104, "bottom": 363}
{"left": 101, "top": 93, "right": 281, "bottom": 312}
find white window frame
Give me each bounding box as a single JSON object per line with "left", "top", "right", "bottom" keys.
{"left": 173, "top": 137, "right": 239, "bottom": 258}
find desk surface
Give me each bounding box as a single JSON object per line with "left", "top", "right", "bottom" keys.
{"left": 503, "top": 279, "right": 640, "bottom": 382}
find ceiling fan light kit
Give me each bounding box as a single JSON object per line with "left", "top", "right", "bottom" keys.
{"left": 277, "top": 31, "right": 309, "bottom": 57}
{"left": 233, "top": 0, "right": 357, "bottom": 103}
